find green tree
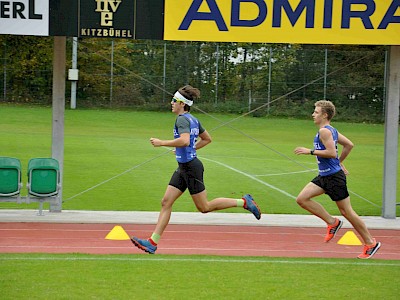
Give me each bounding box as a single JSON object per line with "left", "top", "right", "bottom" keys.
{"left": 0, "top": 35, "right": 53, "bottom": 103}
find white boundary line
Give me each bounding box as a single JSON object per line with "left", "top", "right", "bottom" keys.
{"left": 201, "top": 157, "right": 297, "bottom": 199}
{"left": 253, "top": 169, "right": 318, "bottom": 177}
{"left": 202, "top": 156, "right": 379, "bottom": 207}
{"left": 1, "top": 256, "right": 399, "bottom": 267}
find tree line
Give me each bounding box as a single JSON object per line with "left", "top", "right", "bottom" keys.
{"left": 0, "top": 35, "right": 387, "bottom": 123}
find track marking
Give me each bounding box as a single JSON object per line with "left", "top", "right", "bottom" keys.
{"left": 201, "top": 157, "right": 296, "bottom": 199}
{"left": 202, "top": 156, "right": 378, "bottom": 207}
{"left": 1, "top": 255, "right": 399, "bottom": 267}
{"left": 253, "top": 169, "right": 318, "bottom": 177}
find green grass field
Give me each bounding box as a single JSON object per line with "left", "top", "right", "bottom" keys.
{"left": 1, "top": 105, "right": 399, "bottom": 299}
{"left": 1, "top": 254, "right": 399, "bottom": 299}
{"left": 0, "top": 104, "right": 398, "bottom": 216}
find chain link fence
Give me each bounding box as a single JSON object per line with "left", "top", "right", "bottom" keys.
{"left": 0, "top": 38, "right": 388, "bottom": 123}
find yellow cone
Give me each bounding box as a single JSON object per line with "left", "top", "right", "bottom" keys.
{"left": 105, "top": 225, "right": 130, "bottom": 240}
{"left": 337, "top": 230, "right": 362, "bottom": 246}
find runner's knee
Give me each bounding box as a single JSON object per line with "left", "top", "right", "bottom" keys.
{"left": 296, "top": 196, "right": 307, "bottom": 207}
{"left": 195, "top": 203, "right": 210, "bottom": 213}
{"left": 160, "top": 196, "right": 174, "bottom": 209}
{"left": 339, "top": 207, "right": 355, "bottom": 219}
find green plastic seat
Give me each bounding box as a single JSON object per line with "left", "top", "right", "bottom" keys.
{"left": 0, "top": 157, "right": 22, "bottom": 196}
{"left": 28, "top": 158, "right": 60, "bottom": 197}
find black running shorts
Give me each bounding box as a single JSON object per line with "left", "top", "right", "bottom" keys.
{"left": 311, "top": 170, "right": 349, "bottom": 201}
{"left": 169, "top": 157, "right": 206, "bottom": 195}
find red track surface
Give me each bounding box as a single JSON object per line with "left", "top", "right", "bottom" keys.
{"left": 0, "top": 222, "right": 399, "bottom": 260}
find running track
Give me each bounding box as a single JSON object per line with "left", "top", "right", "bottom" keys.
{"left": 0, "top": 223, "right": 399, "bottom": 260}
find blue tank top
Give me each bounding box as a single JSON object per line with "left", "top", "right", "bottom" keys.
{"left": 174, "top": 113, "right": 200, "bottom": 163}
{"left": 313, "top": 125, "right": 341, "bottom": 176}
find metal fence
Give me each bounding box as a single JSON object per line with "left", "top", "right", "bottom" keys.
{"left": 0, "top": 38, "right": 388, "bottom": 122}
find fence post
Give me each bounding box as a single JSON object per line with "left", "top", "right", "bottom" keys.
{"left": 324, "top": 48, "right": 328, "bottom": 99}
{"left": 267, "top": 47, "right": 272, "bottom": 114}
{"left": 2, "top": 40, "right": 6, "bottom": 101}
{"left": 70, "top": 37, "right": 78, "bottom": 109}
{"left": 215, "top": 43, "right": 219, "bottom": 104}
{"left": 163, "top": 42, "right": 166, "bottom": 102}
{"left": 110, "top": 39, "right": 114, "bottom": 107}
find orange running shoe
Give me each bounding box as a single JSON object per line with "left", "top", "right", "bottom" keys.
{"left": 357, "top": 239, "right": 381, "bottom": 259}
{"left": 324, "top": 218, "right": 343, "bottom": 242}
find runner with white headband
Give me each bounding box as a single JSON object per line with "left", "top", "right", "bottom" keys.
{"left": 173, "top": 91, "right": 193, "bottom": 106}
{"left": 131, "top": 84, "right": 262, "bottom": 254}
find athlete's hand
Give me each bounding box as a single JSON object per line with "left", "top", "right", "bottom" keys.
{"left": 340, "top": 163, "right": 349, "bottom": 175}
{"left": 294, "top": 147, "right": 311, "bottom": 155}
{"left": 150, "top": 138, "right": 162, "bottom": 147}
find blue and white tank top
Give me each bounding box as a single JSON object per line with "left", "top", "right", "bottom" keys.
{"left": 313, "top": 125, "right": 341, "bottom": 176}
{"left": 173, "top": 113, "right": 202, "bottom": 163}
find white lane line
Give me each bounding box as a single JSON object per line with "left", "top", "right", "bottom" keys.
{"left": 1, "top": 255, "right": 399, "bottom": 267}
{"left": 201, "top": 157, "right": 296, "bottom": 199}
{"left": 253, "top": 169, "right": 318, "bottom": 176}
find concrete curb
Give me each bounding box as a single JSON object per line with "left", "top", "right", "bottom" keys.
{"left": 0, "top": 209, "right": 399, "bottom": 230}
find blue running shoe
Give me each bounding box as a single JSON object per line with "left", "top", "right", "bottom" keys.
{"left": 130, "top": 237, "right": 157, "bottom": 254}
{"left": 243, "top": 194, "right": 261, "bottom": 220}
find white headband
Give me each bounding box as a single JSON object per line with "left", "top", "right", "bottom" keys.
{"left": 173, "top": 91, "right": 193, "bottom": 106}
